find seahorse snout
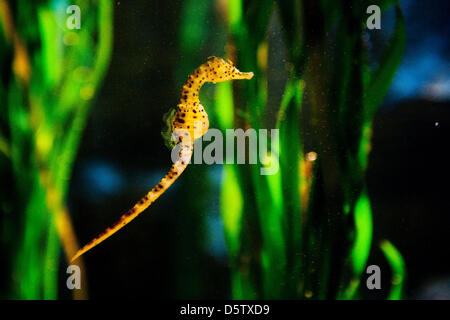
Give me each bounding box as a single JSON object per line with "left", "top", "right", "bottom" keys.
{"left": 234, "top": 71, "right": 254, "bottom": 80}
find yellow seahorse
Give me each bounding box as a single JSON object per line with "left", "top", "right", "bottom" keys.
{"left": 71, "top": 56, "right": 253, "bottom": 261}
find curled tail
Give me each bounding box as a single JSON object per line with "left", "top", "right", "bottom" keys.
{"left": 71, "top": 143, "right": 193, "bottom": 262}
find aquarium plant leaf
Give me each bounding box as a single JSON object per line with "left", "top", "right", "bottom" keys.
{"left": 363, "top": 4, "right": 405, "bottom": 121}
{"left": 350, "top": 189, "right": 373, "bottom": 277}
{"left": 380, "top": 240, "right": 405, "bottom": 300}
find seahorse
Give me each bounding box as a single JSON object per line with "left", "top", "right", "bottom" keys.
{"left": 71, "top": 56, "right": 253, "bottom": 261}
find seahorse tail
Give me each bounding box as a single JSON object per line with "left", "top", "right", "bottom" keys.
{"left": 71, "top": 142, "right": 193, "bottom": 262}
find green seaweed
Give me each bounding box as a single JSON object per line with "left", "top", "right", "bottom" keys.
{"left": 176, "top": 0, "right": 406, "bottom": 299}
{"left": 0, "top": 0, "right": 112, "bottom": 299}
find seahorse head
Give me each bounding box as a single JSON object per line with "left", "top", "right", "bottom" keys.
{"left": 207, "top": 56, "right": 254, "bottom": 83}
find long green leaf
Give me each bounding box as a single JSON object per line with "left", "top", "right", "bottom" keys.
{"left": 380, "top": 240, "right": 406, "bottom": 300}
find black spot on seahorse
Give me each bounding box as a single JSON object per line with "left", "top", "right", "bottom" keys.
{"left": 125, "top": 208, "right": 135, "bottom": 216}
